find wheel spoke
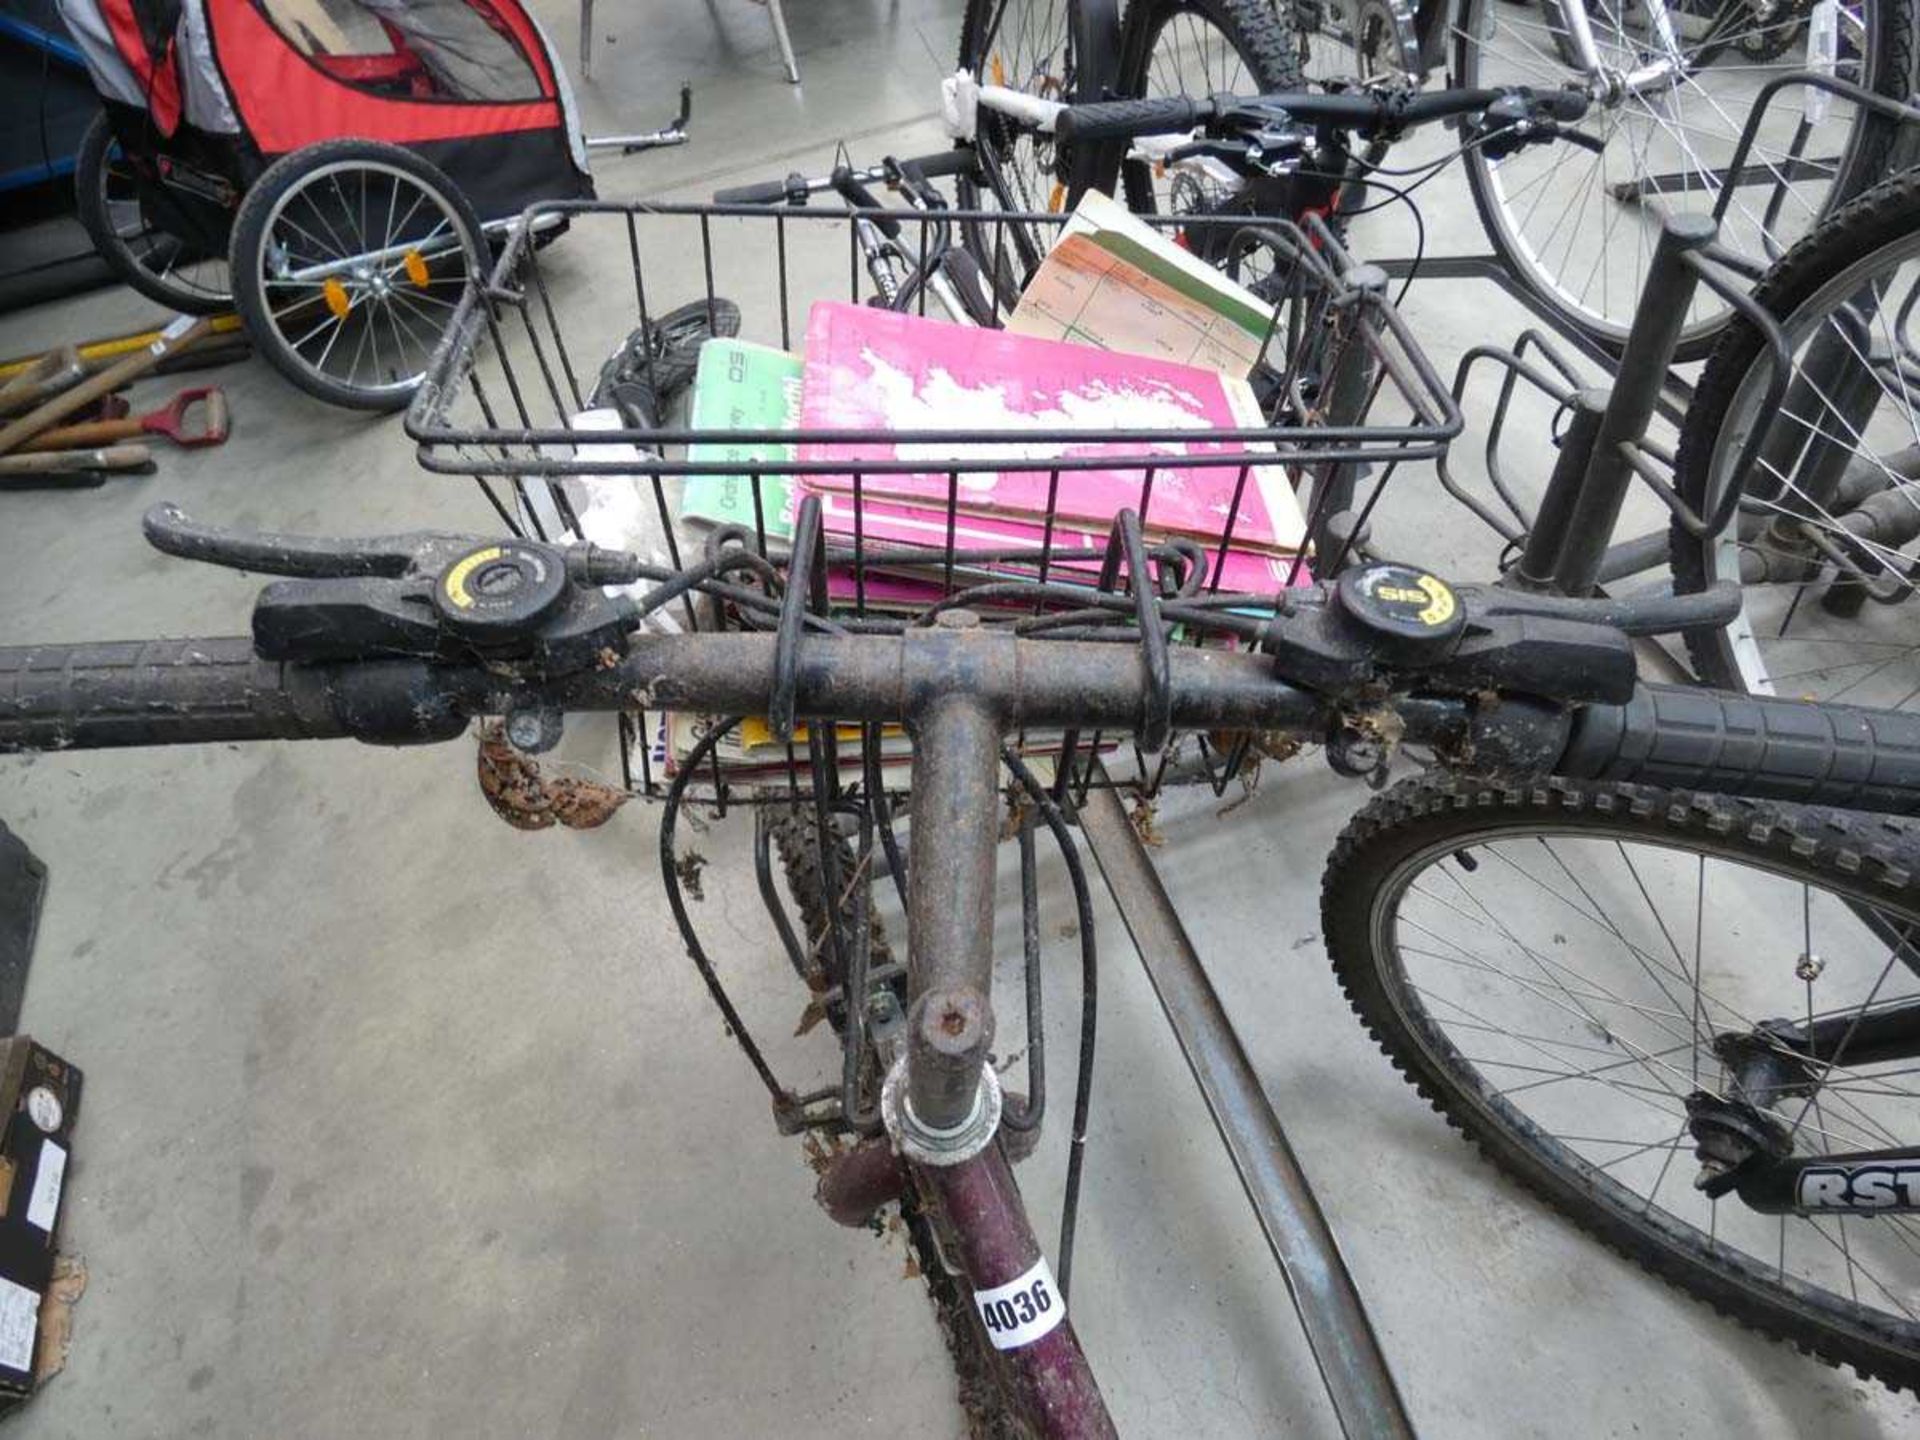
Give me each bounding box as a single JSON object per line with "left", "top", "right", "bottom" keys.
{"left": 1459, "top": 0, "right": 1891, "bottom": 339}
{"left": 1357, "top": 807, "right": 1920, "bottom": 1345}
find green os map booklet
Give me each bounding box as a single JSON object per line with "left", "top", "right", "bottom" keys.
{"left": 680, "top": 337, "right": 803, "bottom": 538}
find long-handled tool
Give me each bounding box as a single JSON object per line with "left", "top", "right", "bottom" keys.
{"left": 0, "top": 315, "right": 245, "bottom": 384}
{"left": 0, "top": 317, "right": 214, "bottom": 455}
{"left": 20, "top": 388, "right": 229, "bottom": 453}
{"left": 0, "top": 348, "right": 85, "bottom": 418}
{"left": 0, "top": 445, "right": 154, "bottom": 489}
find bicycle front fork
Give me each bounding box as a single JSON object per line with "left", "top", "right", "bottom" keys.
{"left": 1549, "top": 0, "right": 1687, "bottom": 99}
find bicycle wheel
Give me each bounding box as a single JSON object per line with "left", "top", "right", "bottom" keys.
{"left": 1288, "top": 0, "right": 1424, "bottom": 87}
{"left": 229, "top": 139, "right": 485, "bottom": 412}
{"left": 1323, "top": 775, "right": 1920, "bottom": 1391}
{"left": 1455, "top": 0, "right": 1912, "bottom": 362}
{"left": 73, "top": 114, "right": 233, "bottom": 316}
{"left": 1115, "top": 0, "right": 1304, "bottom": 220}
{"left": 1671, "top": 172, "right": 1920, "bottom": 708}
{"left": 956, "top": 0, "right": 1110, "bottom": 292}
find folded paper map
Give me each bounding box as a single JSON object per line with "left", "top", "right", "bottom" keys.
{"left": 1005, "top": 189, "right": 1274, "bottom": 375}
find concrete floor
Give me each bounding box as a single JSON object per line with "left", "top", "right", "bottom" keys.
{"left": 4, "top": 1, "right": 1920, "bottom": 1435}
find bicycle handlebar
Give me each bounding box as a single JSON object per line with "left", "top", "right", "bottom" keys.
{"left": 713, "top": 148, "right": 976, "bottom": 206}
{"left": 0, "top": 631, "right": 1321, "bottom": 750}
{"left": 1051, "top": 85, "right": 1589, "bottom": 146}
{"left": 711, "top": 176, "right": 804, "bottom": 206}
{"left": 12, "top": 630, "right": 1920, "bottom": 818}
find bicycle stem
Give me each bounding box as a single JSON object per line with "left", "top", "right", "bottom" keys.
{"left": 894, "top": 675, "right": 1117, "bottom": 1436}
{"left": 903, "top": 690, "right": 1004, "bottom": 1133}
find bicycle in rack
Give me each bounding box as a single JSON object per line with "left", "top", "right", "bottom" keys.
{"left": 1426, "top": 72, "right": 1920, "bottom": 723}
{"left": 701, "top": 79, "right": 1920, "bottom": 1421}
{"left": 959, "top": 0, "right": 1915, "bottom": 364}
{"left": 9, "top": 83, "right": 1920, "bottom": 1440}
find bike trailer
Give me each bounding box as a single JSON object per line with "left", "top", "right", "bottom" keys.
{"left": 57, "top": 0, "right": 593, "bottom": 224}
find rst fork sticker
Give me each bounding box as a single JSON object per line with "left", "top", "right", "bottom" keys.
{"left": 1796, "top": 1161, "right": 1920, "bottom": 1211}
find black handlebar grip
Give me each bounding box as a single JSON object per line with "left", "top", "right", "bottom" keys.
{"left": 1560, "top": 684, "right": 1920, "bottom": 816}
{"left": 1053, "top": 95, "right": 1208, "bottom": 145}
{"left": 713, "top": 176, "right": 799, "bottom": 205}
{"left": 899, "top": 148, "right": 976, "bottom": 180}
{"left": 0, "top": 639, "right": 470, "bottom": 752}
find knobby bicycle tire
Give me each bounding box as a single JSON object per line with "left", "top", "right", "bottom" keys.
{"left": 1322, "top": 774, "right": 1920, "bottom": 1392}
{"left": 1115, "top": 0, "right": 1305, "bottom": 217}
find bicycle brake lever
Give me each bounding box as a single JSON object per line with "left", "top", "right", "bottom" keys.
{"left": 1471, "top": 88, "right": 1601, "bottom": 160}
{"left": 143, "top": 503, "right": 482, "bottom": 579}
{"left": 143, "top": 504, "right": 643, "bottom": 673}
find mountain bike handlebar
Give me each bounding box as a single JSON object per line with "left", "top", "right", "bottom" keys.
{"left": 1050, "top": 85, "right": 1589, "bottom": 145}
{"left": 9, "top": 505, "right": 1920, "bottom": 817}
{"left": 11, "top": 628, "right": 1920, "bottom": 817}
{"left": 713, "top": 148, "right": 976, "bottom": 207}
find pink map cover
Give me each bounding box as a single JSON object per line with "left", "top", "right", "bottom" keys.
{"left": 807, "top": 488, "right": 1307, "bottom": 596}
{"left": 796, "top": 302, "right": 1301, "bottom": 553}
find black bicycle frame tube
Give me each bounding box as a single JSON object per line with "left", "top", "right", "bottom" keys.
{"left": 1305, "top": 267, "right": 1388, "bottom": 571}
{"left": 1550, "top": 212, "right": 1719, "bottom": 596}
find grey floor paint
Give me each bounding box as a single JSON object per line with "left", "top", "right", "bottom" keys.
{"left": 3, "top": 1, "right": 1920, "bottom": 1434}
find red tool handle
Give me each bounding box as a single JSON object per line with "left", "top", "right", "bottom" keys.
{"left": 145, "top": 387, "right": 229, "bottom": 447}
{"left": 18, "top": 386, "right": 230, "bottom": 452}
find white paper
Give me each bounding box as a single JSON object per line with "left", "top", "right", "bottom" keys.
{"left": 26, "top": 1142, "right": 65, "bottom": 1233}
{"left": 555, "top": 408, "right": 685, "bottom": 633}
{"left": 972, "top": 1257, "right": 1065, "bottom": 1351}
{"left": 0, "top": 1276, "right": 37, "bottom": 1374}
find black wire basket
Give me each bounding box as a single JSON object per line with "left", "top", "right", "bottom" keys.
{"left": 407, "top": 196, "right": 1463, "bottom": 804}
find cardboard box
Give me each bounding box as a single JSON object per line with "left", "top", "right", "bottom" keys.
{"left": 0, "top": 1038, "right": 80, "bottom": 1400}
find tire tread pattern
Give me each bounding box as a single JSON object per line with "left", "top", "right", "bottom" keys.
{"left": 1322, "top": 773, "right": 1920, "bottom": 1393}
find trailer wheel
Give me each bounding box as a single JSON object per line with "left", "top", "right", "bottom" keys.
{"left": 75, "top": 113, "right": 233, "bottom": 316}
{"left": 230, "top": 139, "right": 485, "bottom": 412}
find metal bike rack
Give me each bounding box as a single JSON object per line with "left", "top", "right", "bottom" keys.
{"left": 1377, "top": 69, "right": 1920, "bottom": 573}
{"left": 1391, "top": 72, "right": 1920, "bottom": 610}
{"left": 1078, "top": 766, "right": 1415, "bottom": 1440}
